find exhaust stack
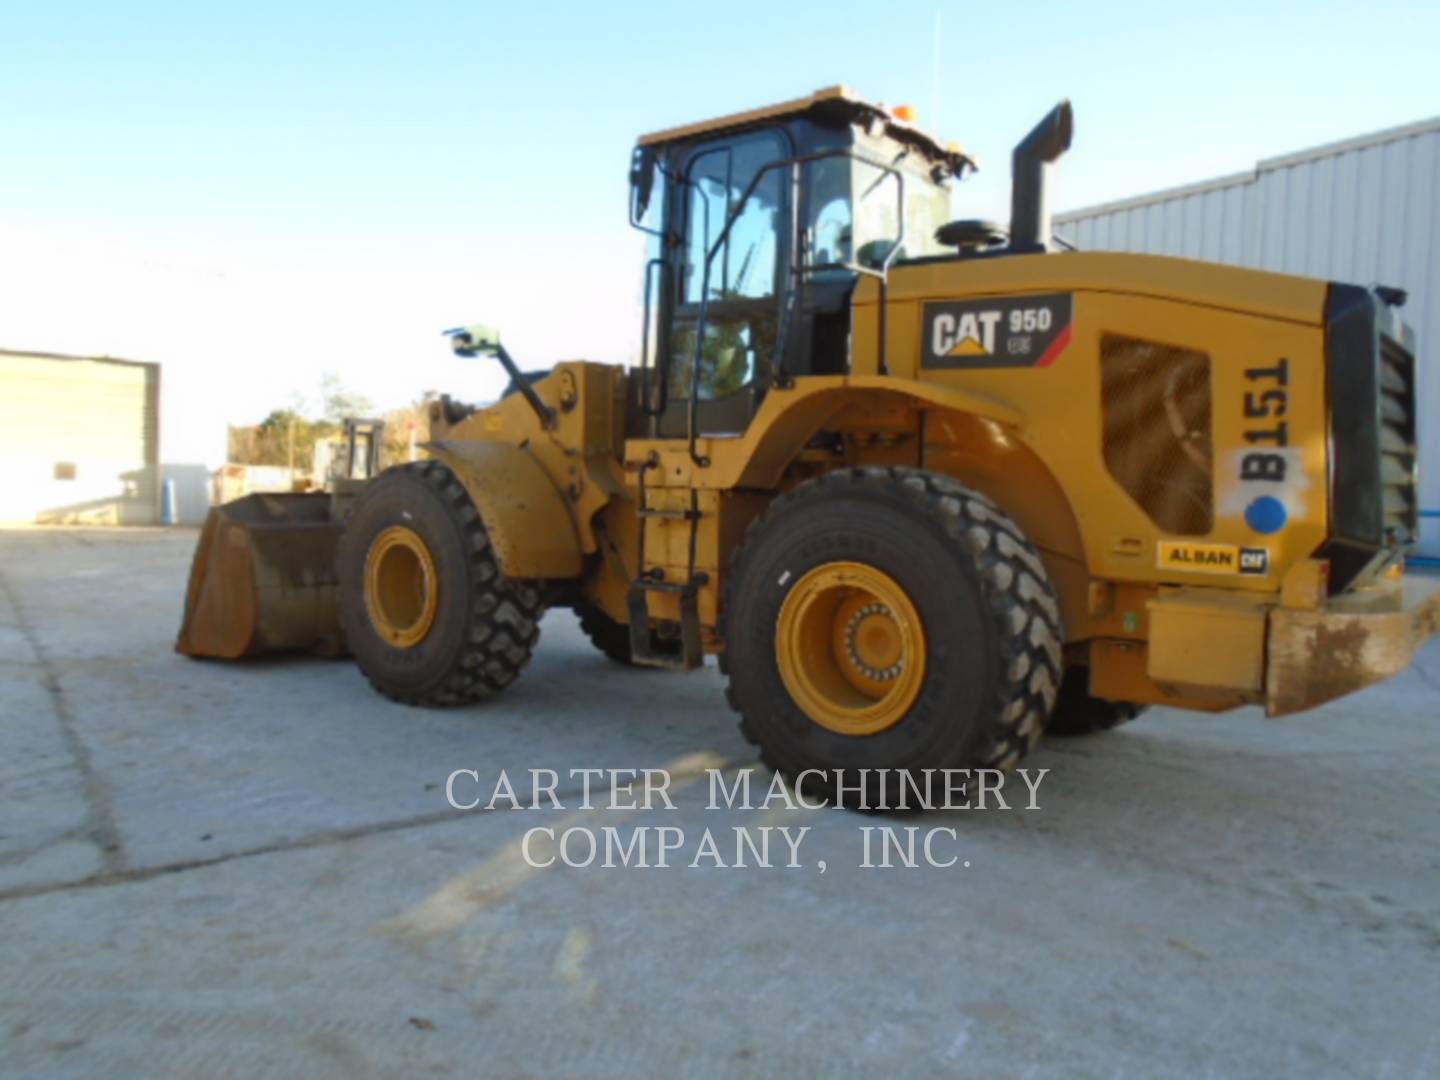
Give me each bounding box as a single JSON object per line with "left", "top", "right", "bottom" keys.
{"left": 1009, "top": 101, "right": 1074, "bottom": 252}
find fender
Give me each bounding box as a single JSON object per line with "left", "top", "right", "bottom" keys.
{"left": 625, "top": 375, "right": 1024, "bottom": 490}
{"left": 426, "top": 440, "right": 583, "bottom": 579}
{"left": 731, "top": 376, "right": 1023, "bottom": 490}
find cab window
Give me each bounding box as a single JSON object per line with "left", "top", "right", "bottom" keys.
{"left": 668, "top": 130, "right": 787, "bottom": 418}
{"left": 682, "top": 132, "right": 785, "bottom": 303}
{"left": 807, "top": 156, "right": 853, "bottom": 266}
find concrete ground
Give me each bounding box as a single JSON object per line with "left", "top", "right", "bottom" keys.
{"left": 0, "top": 527, "right": 1437, "bottom": 1078}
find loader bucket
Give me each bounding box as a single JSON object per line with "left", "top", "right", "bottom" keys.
{"left": 176, "top": 493, "right": 347, "bottom": 659}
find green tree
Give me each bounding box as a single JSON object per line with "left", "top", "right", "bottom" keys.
{"left": 319, "top": 373, "right": 373, "bottom": 423}
{"left": 229, "top": 376, "right": 379, "bottom": 471}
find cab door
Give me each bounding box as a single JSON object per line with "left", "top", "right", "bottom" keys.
{"left": 658, "top": 129, "right": 791, "bottom": 438}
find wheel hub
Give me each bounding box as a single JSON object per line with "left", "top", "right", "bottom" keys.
{"left": 842, "top": 601, "right": 905, "bottom": 682}
{"left": 364, "top": 525, "right": 439, "bottom": 649}
{"left": 775, "top": 561, "right": 927, "bottom": 736}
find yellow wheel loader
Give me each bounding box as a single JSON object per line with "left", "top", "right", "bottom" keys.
{"left": 178, "top": 86, "right": 1438, "bottom": 806}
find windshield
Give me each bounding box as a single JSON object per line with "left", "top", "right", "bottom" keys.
{"left": 806, "top": 142, "right": 953, "bottom": 269}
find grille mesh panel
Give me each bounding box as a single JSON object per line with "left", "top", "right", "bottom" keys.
{"left": 1378, "top": 336, "right": 1418, "bottom": 542}
{"left": 1102, "top": 334, "right": 1214, "bottom": 536}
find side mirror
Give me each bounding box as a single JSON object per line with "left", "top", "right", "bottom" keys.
{"left": 440, "top": 324, "right": 557, "bottom": 429}
{"left": 444, "top": 324, "right": 502, "bottom": 357}
{"left": 629, "top": 145, "right": 659, "bottom": 229}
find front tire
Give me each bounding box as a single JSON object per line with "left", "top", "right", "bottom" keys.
{"left": 722, "top": 467, "right": 1062, "bottom": 809}
{"left": 338, "top": 461, "right": 544, "bottom": 706}
{"left": 576, "top": 603, "right": 637, "bottom": 666}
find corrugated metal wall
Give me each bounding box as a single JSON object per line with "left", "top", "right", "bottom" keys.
{"left": 0, "top": 350, "right": 160, "bottom": 525}
{"left": 1056, "top": 117, "right": 1440, "bottom": 556}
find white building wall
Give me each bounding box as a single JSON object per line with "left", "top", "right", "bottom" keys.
{"left": 1056, "top": 117, "right": 1440, "bottom": 556}
{"left": 0, "top": 227, "right": 232, "bottom": 525}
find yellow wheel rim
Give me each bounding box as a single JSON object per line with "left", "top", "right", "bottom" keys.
{"left": 775, "top": 561, "right": 927, "bottom": 736}
{"left": 364, "top": 525, "right": 439, "bottom": 649}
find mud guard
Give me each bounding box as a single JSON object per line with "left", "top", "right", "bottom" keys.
{"left": 424, "top": 440, "right": 583, "bottom": 579}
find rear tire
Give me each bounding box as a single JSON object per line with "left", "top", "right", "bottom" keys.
{"left": 338, "top": 461, "right": 544, "bottom": 706}
{"left": 1045, "top": 667, "right": 1146, "bottom": 736}
{"left": 722, "top": 467, "right": 1063, "bottom": 809}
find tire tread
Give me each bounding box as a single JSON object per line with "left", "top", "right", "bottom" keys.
{"left": 576, "top": 603, "right": 636, "bottom": 666}
{"left": 721, "top": 466, "right": 1064, "bottom": 792}
{"left": 340, "top": 460, "right": 543, "bottom": 707}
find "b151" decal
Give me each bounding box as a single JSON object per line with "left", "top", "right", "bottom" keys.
{"left": 923, "top": 293, "right": 1073, "bottom": 370}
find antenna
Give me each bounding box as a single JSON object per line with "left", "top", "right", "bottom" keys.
{"left": 930, "top": 8, "right": 943, "bottom": 134}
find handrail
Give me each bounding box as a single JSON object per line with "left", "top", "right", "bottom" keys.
{"left": 638, "top": 257, "right": 665, "bottom": 415}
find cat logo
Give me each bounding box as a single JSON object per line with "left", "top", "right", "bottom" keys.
{"left": 1158, "top": 541, "right": 1270, "bottom": 576}
{"left": 933, "top": 311, "right": 1002, "bottom": 357}
{"left": 1238, "top": 548, "right": 1270, "bottom": 574}
{"left": 923, "top": 293, "right": 1073, "bottom": 370}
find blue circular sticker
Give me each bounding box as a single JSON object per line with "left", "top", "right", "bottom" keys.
{"left": 1245, "top": 496, "right": 1288, "bottom": 534}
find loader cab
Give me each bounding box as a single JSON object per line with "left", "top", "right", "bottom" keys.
{"left": 629, "top": 87, "right": 971, "bottom": 441}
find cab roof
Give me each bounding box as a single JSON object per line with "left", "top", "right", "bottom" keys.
{"left": 636, "top": 85, "right": 975, "bottom": 177}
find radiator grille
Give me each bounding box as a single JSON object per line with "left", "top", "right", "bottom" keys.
{"left": 1101, "top": 334, "right": 1214, "bottom": 536}
{"left": 1378, "top": 335, "right": 1418, "bottom": 543}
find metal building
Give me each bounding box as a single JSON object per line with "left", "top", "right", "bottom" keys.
{"left": 0, "top": 350, "right": 161, "bottom": 525}
{"left": 1056, "top": 116, "right": 1440, "bottom": 557}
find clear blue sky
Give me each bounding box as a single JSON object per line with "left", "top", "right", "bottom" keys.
{"left": 2, "top": 0, "right": 1438, "bottom": 423}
